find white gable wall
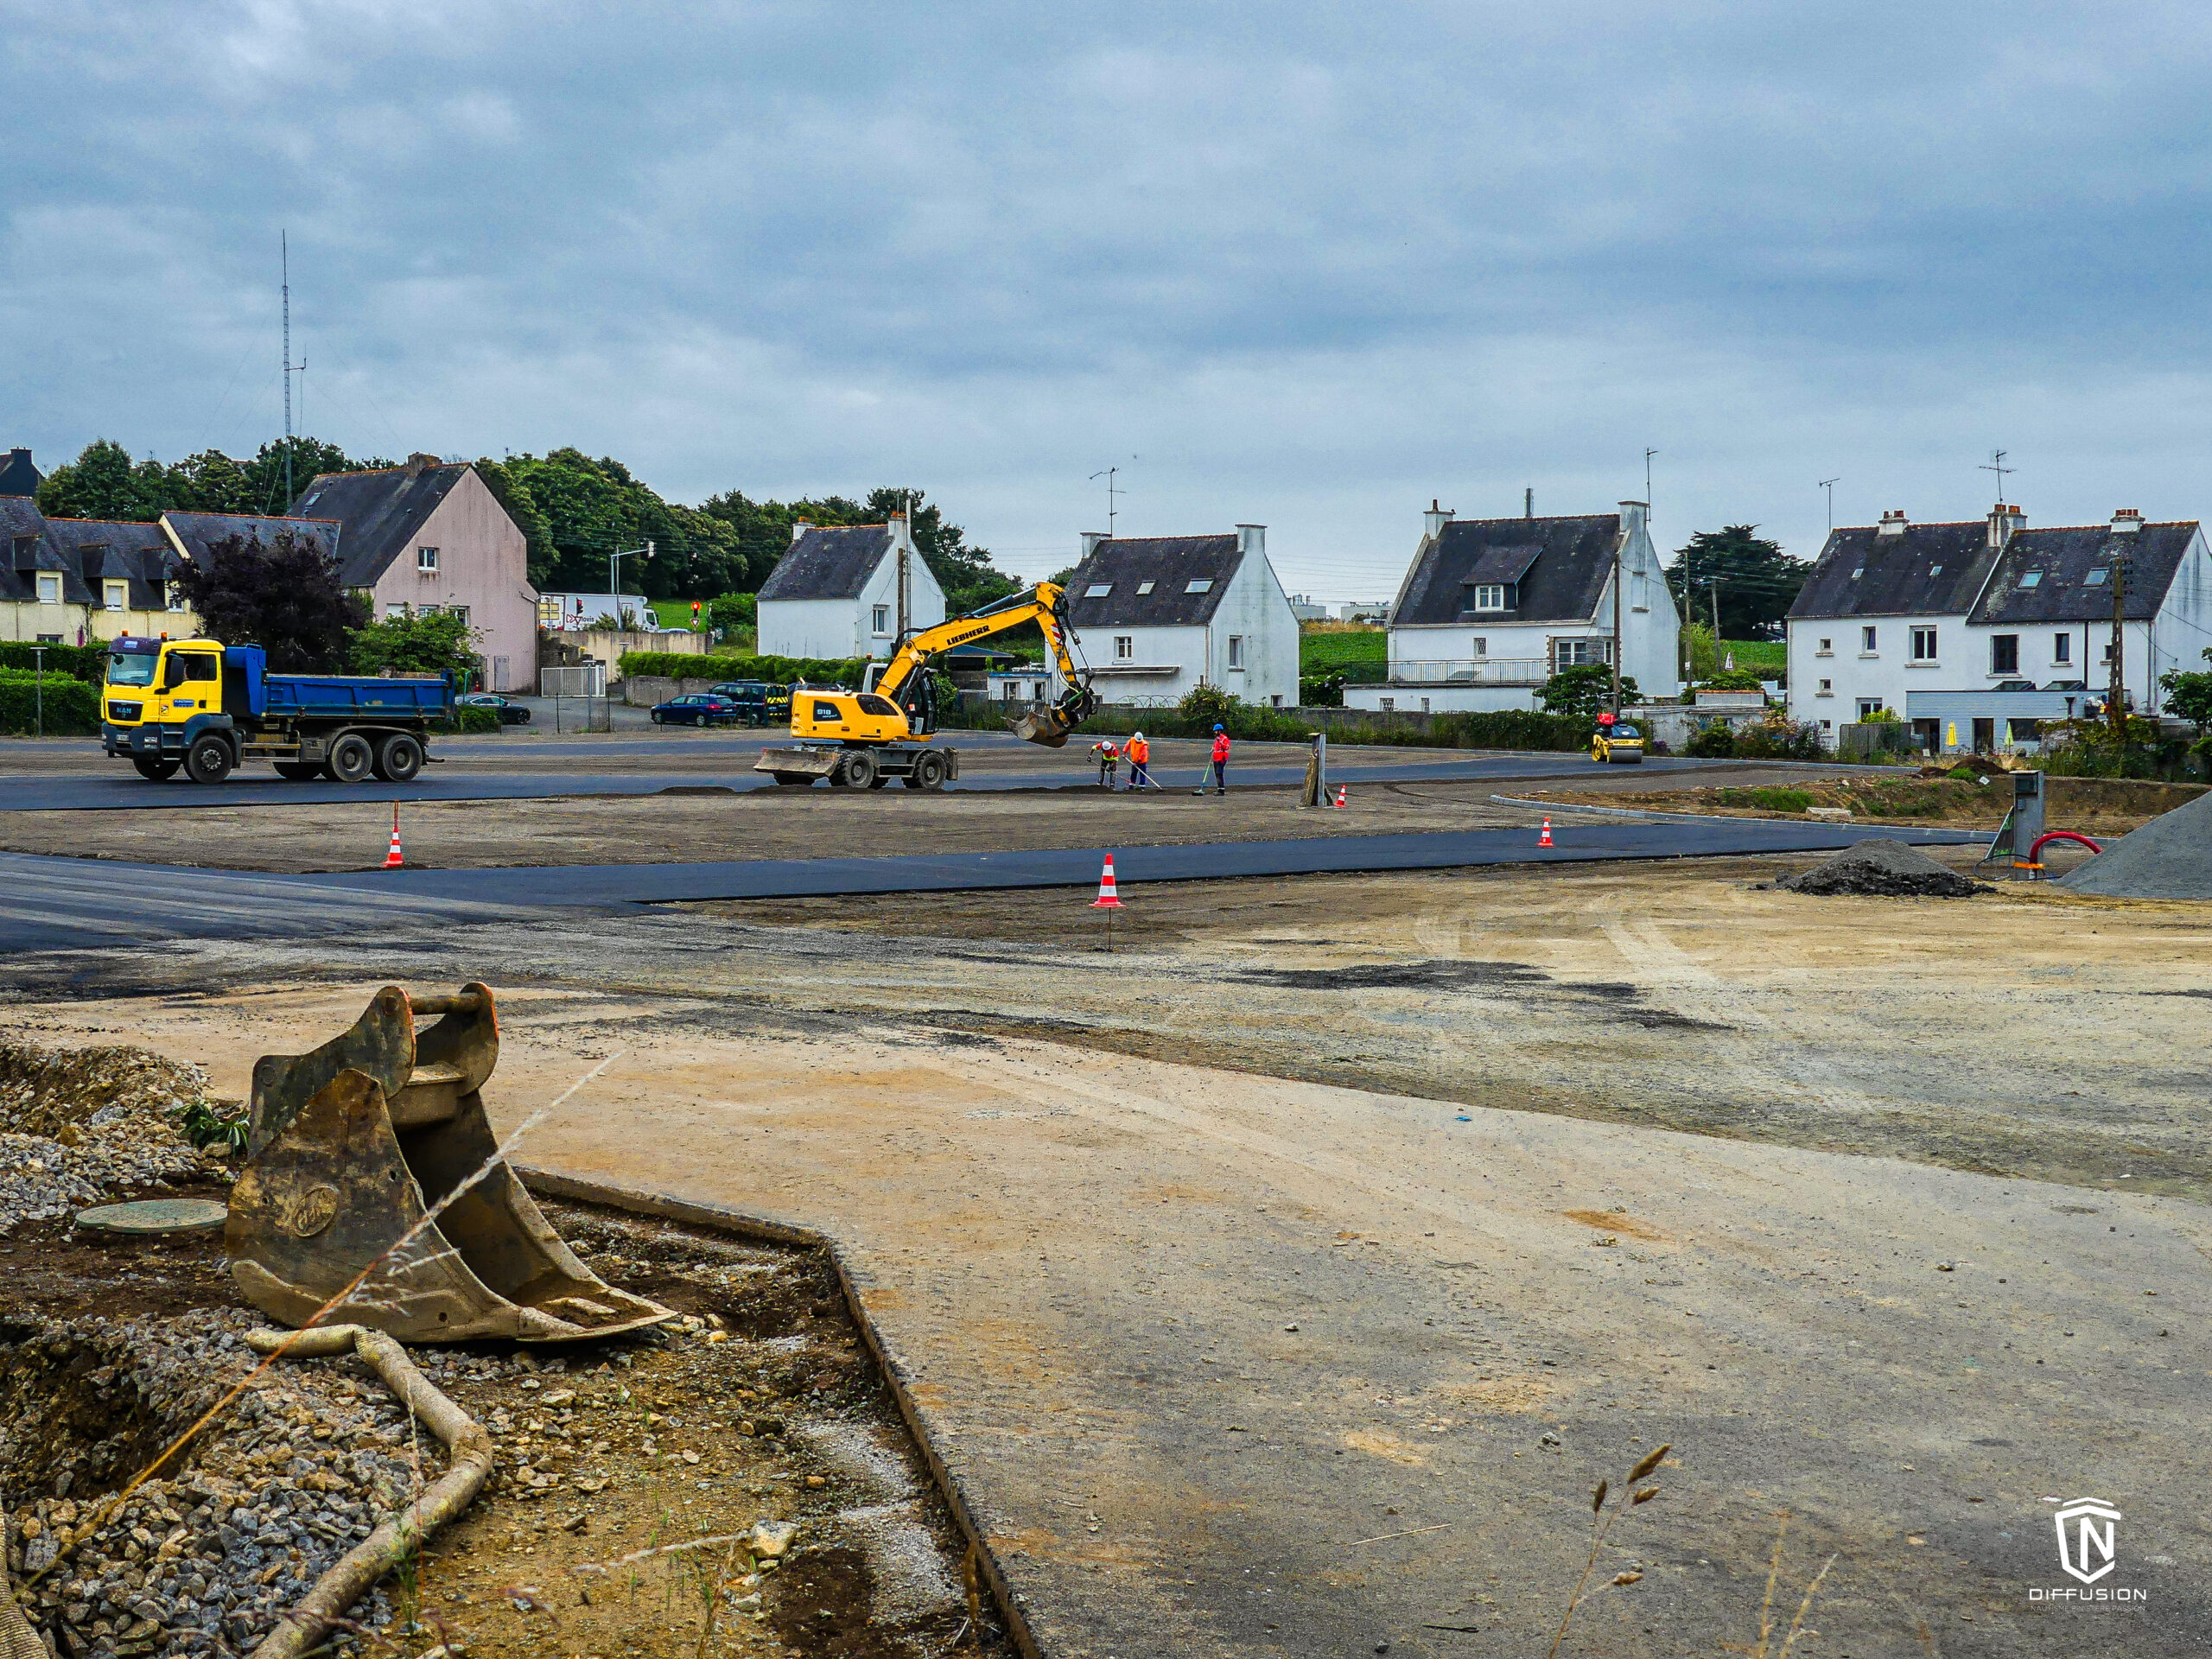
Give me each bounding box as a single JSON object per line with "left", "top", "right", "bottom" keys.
{"left": 758, "top": 541, "right": 947, "bottom": 662}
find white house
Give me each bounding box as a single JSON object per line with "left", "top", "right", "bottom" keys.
{"left": 1345, "top": 501, "right": 1681, "bottom": 713}
{"left": 755, "top": 513, "right": 945, "bottom": 661}
{"left": 1050, "top": 525, "right": 1298, "bottom": 709}
{"left": 1785, "top": 505, "right": 2212, "bottom": 753}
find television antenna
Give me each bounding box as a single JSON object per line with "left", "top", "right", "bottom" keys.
{"left": 1980, "top": 449, "right": 2012, "bottom": 501}
{"left": 1819, "top": 476, "right": 1840, "bottom": 534}
{"left": 1089, "top": 466, "right": 1126, "bottom": 538}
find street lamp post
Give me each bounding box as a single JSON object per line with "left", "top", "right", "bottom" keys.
{"left": 608, "top": 541, "right": 654, "bottom": 721}
{"left": 30, "top": 645, "right": 44, "bottom": 741}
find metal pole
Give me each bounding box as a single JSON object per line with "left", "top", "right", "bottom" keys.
{"left": 31, "top": 645, "right": 43, "bottom": 740}
{"left": 1610, "top": 530, "right": 1623, "bottom": 715}
{"left": 2109, "top": 551, "right": 2129, "bottom": 741}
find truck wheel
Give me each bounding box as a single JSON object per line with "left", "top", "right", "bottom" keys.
{"left": 273, "top": 762, "right": 321, "bottom": 781}
{"left": 910, "top": 751, "right": 949, "bottom": 791}
{"left": 373, "top": 733, "right": 425, "bottom": 782}
{"left": 184, "top": 735, "right": 233, "bottom": 785}
{"left": 325, "top": 733, "right": 375, "bottom": 784}
{"left": 836, "top": 752, "right": 876, "bottom": 790}
{"left": 130, "top": 756, "right": 180, "bottom": 782}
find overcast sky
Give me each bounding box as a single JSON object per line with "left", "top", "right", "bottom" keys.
{"left": 5, "top": 1, "right": 2209, "bottom": 597}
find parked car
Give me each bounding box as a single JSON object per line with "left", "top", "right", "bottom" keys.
{"left": 651, "top": 693, "right": 744, "bottom": 728}
{"left": 456, "top": 693, "right": 531, "bottom": 725}
{"left": 708, "top": 681, "right": 794, "bottom": 728}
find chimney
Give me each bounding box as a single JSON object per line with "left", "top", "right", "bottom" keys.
{"left": 1987, "top": 502, "right": 2026, "bottom": 548}
{"left": 2110, "top": 508, "right": 2142, "bottom": 536}
{"left": 790, "top": 519, "right": 812, "bottom": 545}
{"left": 1877, "top": 509, "right": 1909, "bottom": 537}
{"left": 1524, "top": 486, "right": 1534, "bottom": 519}
{"left": 405, "top": 452, "right": 438, "bottom": 477}
{"left": 1424, "top": 499, "right": 1454, "bottom": 541}
{"left": 1236, "top": 524, "right": 1265, "bottom": 559}
{"left": 1618, "top": 499, "right": 1649, "bottom": 547}
{"left": 1080, "top": 530, "right": 1108, "bottom": 560}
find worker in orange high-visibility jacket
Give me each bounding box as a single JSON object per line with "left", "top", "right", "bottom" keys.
{"left": 1197, "top": 724, "right": 1230, "bottom": 795}
{"left": 1126, "top": 731, "right": 1157, "bottom": 789}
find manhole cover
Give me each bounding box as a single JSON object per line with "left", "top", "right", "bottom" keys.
{"left": 74, "top": 1198, "right": 229, "bottom": 1236}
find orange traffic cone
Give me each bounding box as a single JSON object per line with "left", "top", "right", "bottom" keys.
{"left": 384, "top": 804, "right": 404, "bottom": 869}
{"left": 1538, "top": 816, "right": 1554, "bottom": 849}
{"left": 1092, "top": 854, "right": 1122, "bottom": 909}
{"left": 1332, "top": 784, "right": 1347, "bottom": 808}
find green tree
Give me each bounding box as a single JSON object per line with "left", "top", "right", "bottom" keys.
{"left": 35, "top": 439, "right": 166, "bottom": 521}
{"left": 1666, "top": 525, "right": 1810, "bottom": 640}
{"left": 349, "top": 610, "right": 482, "bottom": 683}
{"left": 497, "top": 448, "right": 751, "bottom": 598}
{"left": 2159, "top": 649, "right": 2212, "bottom": 734}
{"left": 35, "top": 436, "right": 388, "bottom": 523}
{"left": 1540, "top": 664, "right": 1639, "bottom": 718}
{"left": 171, "top": 530, "right": 365, "bottom": 671}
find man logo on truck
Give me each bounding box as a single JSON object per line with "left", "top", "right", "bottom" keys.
{"left": 101, "top": 636, "right": 454, "bottom": 786}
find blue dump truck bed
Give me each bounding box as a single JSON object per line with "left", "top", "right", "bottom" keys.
{"left": 222, "top": 646, "right": 452, "bottom": 722}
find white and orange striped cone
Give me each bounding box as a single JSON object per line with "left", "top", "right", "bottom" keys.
{"left": 1538, "top": 816, "right": 1554, "bottom": 849}
{"left": 1092, "top": 854, "right": 1122, "bottom": 909}
{"left": 384, "top": 804, "right": 404, "bottom": 869}
{"left": 1332, "top": 784, "right": 1347, "bottom": 808}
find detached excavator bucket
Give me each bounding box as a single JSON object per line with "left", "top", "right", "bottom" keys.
{"left": 226, "top": 983, "right": 672, "bottom": 1344}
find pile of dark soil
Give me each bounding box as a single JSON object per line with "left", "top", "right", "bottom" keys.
{"left": 1777, "top": 839, "right": 1992, "bottom": 898}
{"left": 2060, "top": 791, "right": 2212, "bottom": 899}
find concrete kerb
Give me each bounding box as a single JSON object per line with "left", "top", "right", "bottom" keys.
{"left": 512, "top": 1164, "right": 1042, "bottom": 1659}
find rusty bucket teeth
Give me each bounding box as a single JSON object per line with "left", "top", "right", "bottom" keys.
{"left": 226, "top": 983, "right": 672, "bottom": 1345}
{"left": 1008, "top": 710, "right": 1073, "bottom": 747}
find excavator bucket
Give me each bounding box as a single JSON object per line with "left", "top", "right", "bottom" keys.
{"left": 226, "top": 983, "right": 672, "bottom": 1344}
{"left": 1007, "top": 708, "right": 1076, "bottom": 747}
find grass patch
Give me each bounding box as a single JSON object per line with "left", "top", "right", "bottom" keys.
{"left": 1717, "top": 786, "right": 1814, "bottom": 814}
{"left": 1300, "top": 630, "right": 1385, "bottom": 680}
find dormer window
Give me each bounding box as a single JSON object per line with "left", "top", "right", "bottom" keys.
{"left": 1135, "top": 581, "right": 1154, "bottom": 595}
{"left": 1185, "top": 579, "right": 1212, "bottom": 594}
{"left": 1472, "top": 583, "right": 1508, "bottom": 612}
{"left": 1085, "top": 583, "right": 1112, "bottom": 598}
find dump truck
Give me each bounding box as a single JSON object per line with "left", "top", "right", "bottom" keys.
{"left": 101, "top": 634, "right": 454, "bottom": 785}
{"left": 755, "top": 582, "right": 1097, "bottom": 788}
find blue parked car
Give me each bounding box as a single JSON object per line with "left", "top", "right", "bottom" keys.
{"left": 651, "top": 693, "right": 743, "bottom": 728}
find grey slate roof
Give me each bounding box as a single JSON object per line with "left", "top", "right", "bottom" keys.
{"left": 1065, "top": 535, "right": 1243, "bottom": 628}
{"left": 1393, "top": 515, "right": 1620, "bottom": 627}
{"left": 162, "top": 512, "right": 339, "bottom": 572}
{"left": 30, "top": 518, "right": 180, "bottom": 608}
{"left": 0, "top": 448, "right": 41, "bottom": 499}
{"left": 1788, "top": 523, "right": 2003, "bottom": 621}
{"left": 1971, "top": 523, "right": 2197, "bottom": 625}
{"left": 757, "top": 524, "right": 894, "bottom": 601}
{"left": 289, "top": 462, "right": 469, "bottom": 588}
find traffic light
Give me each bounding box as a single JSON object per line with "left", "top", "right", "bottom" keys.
{"left": 691, "top": 601, "right": 702, "bottom": 625}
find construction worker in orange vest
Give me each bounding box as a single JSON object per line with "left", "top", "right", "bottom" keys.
{"left": 1125, "top": 730, "right": 1157, "bottom": 789}
{"left": 1197, "top": 724, "right": 1230, "bottom": 795}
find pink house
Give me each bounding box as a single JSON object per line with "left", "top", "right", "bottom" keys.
{"left": 291, "top": 454, "right": 539, "bottom": 691}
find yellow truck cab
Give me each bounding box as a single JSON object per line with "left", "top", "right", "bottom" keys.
{"left": 1591, "top": 719, "right": 1644, "bottom": 764}
{"left": 102, "top": 635, "right": 454, "bottom": 785}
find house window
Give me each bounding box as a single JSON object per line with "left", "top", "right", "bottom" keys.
{"left": 1473, "top": 584, "right": 1507, "bottom": 612}
{"left": 1114, "top": 636, "right": 1133, "bottom": 660}
{"left": 1910, "top": 626, "right": 1938, "bottom": 662}
{"left": 1858, "top": 697, "right": 1885, "bottom": 718}
{"left": 1000, "top": 682, "right": 1017, "bottom": 702}
{"left": 385, "top": 602, "right": 410, "bottom": 620}
{"left": 1991, "top": 634, "right": 2019, "bottom": 675}
{"left": 103, "top": 581, "right": 127, "bottom": 612}
{"left": 2054, "top": 632, "right": 2071, "bottom": 664}
{"left": 872, "top": 604, "right": 890, "bottom": 636}
{"left": 1227, "top": 635, "right": 1244, "bottom": 668}
{"left": 1816, "top": 637, "right": 1833, "bottom": 654}
{"left": 1552, "top": 639, "right": 1609, "bottom": 670}
{"left": 1816, "top": 678, "right": 1833, "bottom": 695}
{"left": 1185, "top": 579, "right": 1212, "bottom": 594}
{"left": 1861, "top": 626, "right": 1878, "bottom": 652}
{"left": 1378, "top": 697, "right": 1395, "bottom": 712}
{"left": 165, "top": 581, "right": 186, "bottom": 612}
{"left": 448, "top": 606, "right": 469, "bottom": 626}
{"left": 1471, "top": 638, "right": 1487, "bottom": 657}
{"left": 1929, "top": 564, "right": 1943, "bottom": 576}
{"left": 1085, "top": 583, "right": 1113, "bottom": 598}
{"left": 35, "top": 573, "right": 60, "bottom": 605}
{"left": 1420, "top": 697, "right": 1431, "bottom": 713}
{"left": 2018, "top": 571, "right": 2043, "bottom": 588}
{"left": 417, "top": 546, "right": 439, "bottom": 572}
{"left": 1136, "top": 581, "right": 1155, "bottom": 595}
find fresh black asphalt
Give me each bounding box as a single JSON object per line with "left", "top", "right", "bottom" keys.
{"left": 0, "top": 820, "right": 1989, "bottom": 952}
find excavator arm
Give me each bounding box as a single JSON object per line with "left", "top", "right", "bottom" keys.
{"left": 873, "top": 582, "right": 1098, "bottom": 747}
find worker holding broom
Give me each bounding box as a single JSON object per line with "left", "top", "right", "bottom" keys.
{"left": 1198, "top": 723, "right": 1231, "bottom": 795}
{"left": 1126, "top": 730, "right": 1157, "bottom": 789}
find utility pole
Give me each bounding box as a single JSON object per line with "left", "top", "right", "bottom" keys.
{"left": 1610, "top": 527, "right": 1624, "bottom": 715}
{"left": 896, "top": 492, "right": 912, "bottom": 642}
{"left": 2108, "top": 547, "right": 2129, "bottom": 741}
{"left": 282, "top": 232, "right": 293, "bottom": 507}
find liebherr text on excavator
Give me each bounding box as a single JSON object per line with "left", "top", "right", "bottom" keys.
{"left": 754, "top": 582, "right": 1097, "bottom": 789}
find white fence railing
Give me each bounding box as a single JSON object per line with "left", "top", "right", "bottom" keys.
{"left": 1385, "top": 658, "right": 1549, "bottom": 684}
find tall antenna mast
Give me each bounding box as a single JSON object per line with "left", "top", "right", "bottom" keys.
{"left": 1089, "top": 467, "right": 1123, "bottom": 538}
{"left": 282, "top": 231, "right": 294, "bottom": 506}
{"left": 1819, "top": 476, "right": 1840, "bottom": 534}
{"left": 1980, "top": 448, "right": 2012, "bottom": 501}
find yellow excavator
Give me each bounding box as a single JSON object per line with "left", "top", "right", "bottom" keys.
{"left": 754, "top": 582, "right": 1097, "bottom": 789}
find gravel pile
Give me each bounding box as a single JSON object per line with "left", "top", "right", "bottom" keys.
{"left": 2058, "top": 791, "right": 2212, "bottom": 899}
{"left": 1, "top": 1310, "right": 417, "bottom": 1657}
{"left": 0, "top": 1042, "right": 227, "bottom": 1233}
{"left": 1777, "top": 839, "right": 1992, "bottom": 899}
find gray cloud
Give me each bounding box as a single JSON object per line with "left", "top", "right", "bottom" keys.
{"left": 7, "top": 0, "right": 2212, "bottom": 594}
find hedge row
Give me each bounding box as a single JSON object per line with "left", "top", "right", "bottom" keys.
{"left": 938, "top": 699, "right": 1591, "bottom": 751}
{"left": 618, "top": 651, "right": 873, "bottom": 686}
{"left": 0, "top": 672, "right": 99, "bottom": 735}
{"left": 0, "top": 641, "right": 106, "bottom": 684}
